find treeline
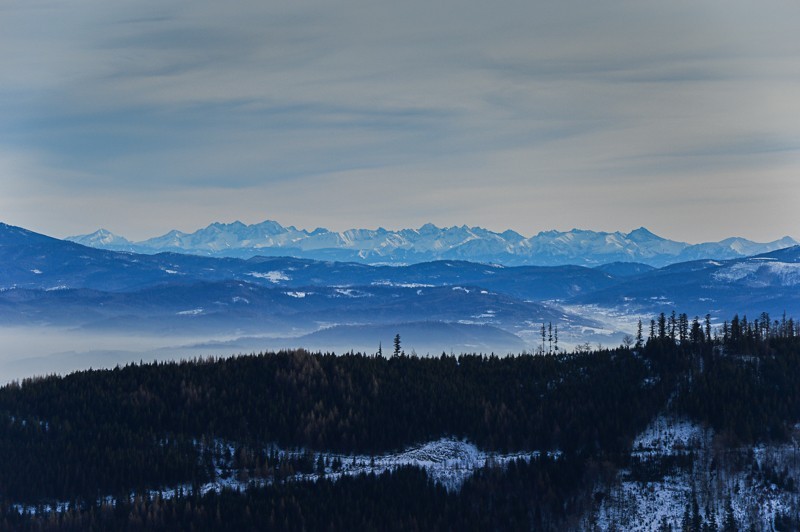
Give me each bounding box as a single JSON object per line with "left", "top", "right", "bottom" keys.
{"left": 640, "top": 310, "right": 798, "bottom": 350}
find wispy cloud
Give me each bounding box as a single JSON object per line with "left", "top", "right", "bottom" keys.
{"left": 1, "top": 0, "right": 799, "bottom": 242}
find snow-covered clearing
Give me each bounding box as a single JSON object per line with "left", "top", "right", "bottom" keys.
{"left": 203, "top": 437, "right": 548, "bottom": 493}
{"left": 12, "top": 438, "right": 554, "bottom": 515}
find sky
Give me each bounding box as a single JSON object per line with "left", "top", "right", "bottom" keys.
{"left": 1, "top": 0, "right": 799, "bottom": 243}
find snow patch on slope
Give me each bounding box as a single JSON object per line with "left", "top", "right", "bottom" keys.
{"left": 177, "top": 308, "right": 204, "bottom": 316}
{"left": 713, "top": 261, "right": 800, "bottom": 286}
{"left": 285, "top": 291, "right": 308, "bottom": 298}
{"left": 248, "top": 271, "right": 289, "bottom": 283}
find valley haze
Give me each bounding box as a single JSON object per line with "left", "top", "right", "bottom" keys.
{"left": 2, "top": 220, "right": 799, "bottom": 383}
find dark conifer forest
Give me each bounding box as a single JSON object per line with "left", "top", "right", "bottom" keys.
{"left": 1, "top": 312, "right": 799, "bottom": 530}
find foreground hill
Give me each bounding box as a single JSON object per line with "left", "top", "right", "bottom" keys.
{"left": 1, "top": 323, "right": 800, "bottom": 530}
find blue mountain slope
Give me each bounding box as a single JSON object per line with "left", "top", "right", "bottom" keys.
{"left": 570, "top": 247, "right": 800, "bottom": 318}
{"left": 593, "top": 262, "right": 655, "bottom": 277}
{"left": 0, "top": 223, "right": 237, "bottom": 291}
{"left": 1, "top": 223, "right": 619, "bottom": 300}
{"left": 0, "top": 280, "right": 576, "bottom": 338}
{"left": 4, "top": 222, "right": 798, "bottom": 343}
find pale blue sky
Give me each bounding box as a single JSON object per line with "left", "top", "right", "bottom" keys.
{"left": 2, "top": 0, "right": 799, "bottom": 242}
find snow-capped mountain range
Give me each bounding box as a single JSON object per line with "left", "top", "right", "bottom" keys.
{"left": 67, "top": 221, "right": 797, "bottom": 267}
{"left": 4, "top": 221, "right": 800, "bottom": 342}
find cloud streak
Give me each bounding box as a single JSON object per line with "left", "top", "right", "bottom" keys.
{"left": 2, "top": 0, "right": 799, "bottom": 242}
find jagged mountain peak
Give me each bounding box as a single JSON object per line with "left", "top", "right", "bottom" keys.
{"left": 66, "top": 228, "right": 133, "bottom": 250}
{"left": 417, "top": 222, "right": 442, "bottom": 234}
{"left": 627, "top": 226, "right": 661, "bottom": 240}
{"left": 64, "top": 220, "right": 798, "bottom": 268}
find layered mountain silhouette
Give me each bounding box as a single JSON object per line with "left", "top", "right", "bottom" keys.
{"left": 3, "top": 222, "right": 798, "bottom": 353}
{"left": 68, "top": 220, "right": 798, "bottom": 267}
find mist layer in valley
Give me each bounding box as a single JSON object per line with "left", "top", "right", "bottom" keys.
{"left": 2, "top": 221, "right": 800, "bottom": 383}
{"left": 0, "top": 322, "right": 529, "bottom": 385}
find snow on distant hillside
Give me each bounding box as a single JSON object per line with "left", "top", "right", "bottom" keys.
{"left": 713, "top": 260, "right": 800, "bottom": 287}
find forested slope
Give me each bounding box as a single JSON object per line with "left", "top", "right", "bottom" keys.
{"left": 0, "top": 312, "right": 799, "bottom": 530}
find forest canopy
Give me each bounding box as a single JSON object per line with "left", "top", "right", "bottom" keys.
{"left": 0, "top": 311, "right": 798, "bottom": 530}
